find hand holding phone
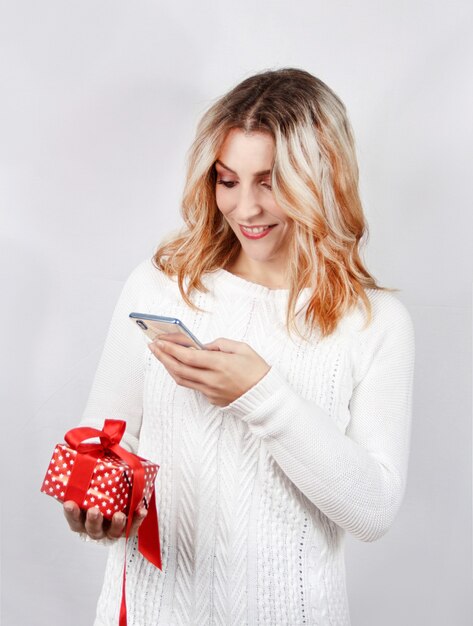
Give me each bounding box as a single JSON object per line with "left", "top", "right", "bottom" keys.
{"left": 129, "top": 313, "right": 204, "bottom": 350}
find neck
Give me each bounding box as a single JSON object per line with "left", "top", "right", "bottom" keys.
{"left": 224, "top": 257, "right": 290, "bottom": 290}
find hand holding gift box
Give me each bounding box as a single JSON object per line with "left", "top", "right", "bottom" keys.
{"left": 41, "top": 418, "right": 162, "bottom": 626}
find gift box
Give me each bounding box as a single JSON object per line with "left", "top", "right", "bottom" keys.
{"left": 41, "top": 419, "right": 161, "bottom": 534}
{"left": 41, "top": 442, "right": 157, "bottom": 519}
{"left": 41, "top": 419, "right": 162, "bottom": 626}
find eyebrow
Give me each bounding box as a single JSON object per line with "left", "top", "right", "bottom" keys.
{"left": 215, "top": 159, "right": 271, "bottom": 177}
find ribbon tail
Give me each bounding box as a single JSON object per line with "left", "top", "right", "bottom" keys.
{"left": 138, "top": 490, "right": 162, "bottom": 570}
{"left": 119, "top": 538, "right": 128, "bottom": 626}
{"left": 118, "top": 511, "right": 135, "bottom": 626}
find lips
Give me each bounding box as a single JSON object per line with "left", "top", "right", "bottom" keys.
{"left": 239, "top": 224, "right": 277, "bottom": 239}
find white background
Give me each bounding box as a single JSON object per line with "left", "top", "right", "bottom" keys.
{"left": 1, "top": 1, "right": 472, "bottom": 624}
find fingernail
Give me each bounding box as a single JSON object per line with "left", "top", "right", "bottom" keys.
{"left": 64, "top": 502, "right": 74, "bottom": 513}
{"left": 89, "top": 508, "right": 99, "bottom": 520}
{"left": 139, "top": 508, "right": 148, "bottom": 519}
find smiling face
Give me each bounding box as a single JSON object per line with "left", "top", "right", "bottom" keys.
{"left": 214, "top": 128, "right": 292, "bottom": 287}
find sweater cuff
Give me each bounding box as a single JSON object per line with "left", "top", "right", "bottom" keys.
{"left": 220, "top": 366, "right": 293, "bottom": 437}
{"left": 78, "top": 532, "right": 122, "bottom": 547}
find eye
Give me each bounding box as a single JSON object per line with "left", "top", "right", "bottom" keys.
{"left": 217, "top": 179, "right": 237, "bottom": 188}
{"left": 259, "top": 178, "right": 272, "bottom": 190}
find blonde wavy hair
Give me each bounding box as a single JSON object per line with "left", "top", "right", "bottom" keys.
{"left": 154, "top": 68, "right": 393, "bottom": 338}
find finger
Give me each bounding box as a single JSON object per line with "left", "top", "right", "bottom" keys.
{"left": 153, "top": 340, "right": 209, "bottom": 372}
{"left": 155, "top": 339, "right": 218, "bottom": 369}
{"left": 128, "top": 507, "right": 148, "bottom": 537}
{"left": 155, "top": 348, "right": 214, "bottom": 386}
{"left": 105, "top": 512, "right": 127, "bottom": 539}
{"left": 84, "top": 507, "right": 105, "bottom": 539}
{"left": 204, "top": 342, "right": 222, "bottom": 351}
{"left": 204, "top": 338, "right": 247, "bottom": 353}
{"left": 63, "top": 501, "right": 85, "bottom": 533}
{"left": 153, "top": 346, "right": 227, "bottom": 401}
{"left": 157, "top": 332, "right": 196, "bottom": 348}
{"left": 158, "top": 344, "right": 221, "bottom": 385}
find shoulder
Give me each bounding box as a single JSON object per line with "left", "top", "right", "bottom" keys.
{"left": 113, "top": 258, "right": 180, "bottom": 313}
{"left": 343, "top": 288, "right": 414, "bottom": 340}
{"left": 125, "top": 257, "right": 170, "bottom": 284}
{"left": 364, "top": 289, "right": 414, "bottom": 337}
{"left": 344, "top": 289, "right": 415, "bottom": 384}
{"left": 122, "top": 257, "right": 178, "bottom": 293}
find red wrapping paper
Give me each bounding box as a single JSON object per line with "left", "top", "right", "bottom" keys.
{"left": 41, "top": 419, "right": 162, "bottom": 626}
{"left": 41, "top": 443, "right": 157, "bottom": 519}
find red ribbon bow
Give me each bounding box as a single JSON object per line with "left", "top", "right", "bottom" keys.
{"left": 64, "top": 419, "right": 162, "bottom": 626}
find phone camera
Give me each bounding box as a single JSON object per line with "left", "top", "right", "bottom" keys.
{"left": 136, "top": 320, "right": 148, "bottom": 330}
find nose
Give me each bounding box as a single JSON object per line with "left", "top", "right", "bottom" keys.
{"left": 234, "top": 185, "right": 263, "bottom": 221}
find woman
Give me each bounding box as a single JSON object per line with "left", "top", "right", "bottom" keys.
{"left": 64, "top": 68, "right": 415, "bottom": 625}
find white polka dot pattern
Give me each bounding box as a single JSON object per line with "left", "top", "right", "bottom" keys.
{"left": 40, "top": 443, "right": 158, "bottom": 519}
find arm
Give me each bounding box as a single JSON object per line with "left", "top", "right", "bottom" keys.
{"left": 65, "top": 260, "right": 152, "bottom": 539}
{"left": 220, "top": 297, "right": 415, "bottom": 542}
{"left": 78, "top": 261, "right": 151, "bottom": 452}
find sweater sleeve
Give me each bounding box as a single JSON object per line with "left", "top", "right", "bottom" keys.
{"left": 219, "top": 295, "right": 415, "bottom": 542}
{"left": 78, "top": 261, "right": 151, "bottom": 453}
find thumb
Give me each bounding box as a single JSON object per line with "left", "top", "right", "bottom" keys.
{"left": 204, "top": 337, "right": 246, "bottom": 353}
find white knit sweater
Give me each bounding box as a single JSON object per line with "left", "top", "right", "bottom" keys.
{"left": 80, "top": 258, "right": 415, "bottom": 626}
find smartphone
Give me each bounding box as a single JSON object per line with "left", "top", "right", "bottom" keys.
{"left": 129, "top": 312, "right": 205, "bottom": 350}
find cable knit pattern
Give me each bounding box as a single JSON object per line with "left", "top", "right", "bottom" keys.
{"left": 80, "top": 258, "right": 415, "bottom": 626}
